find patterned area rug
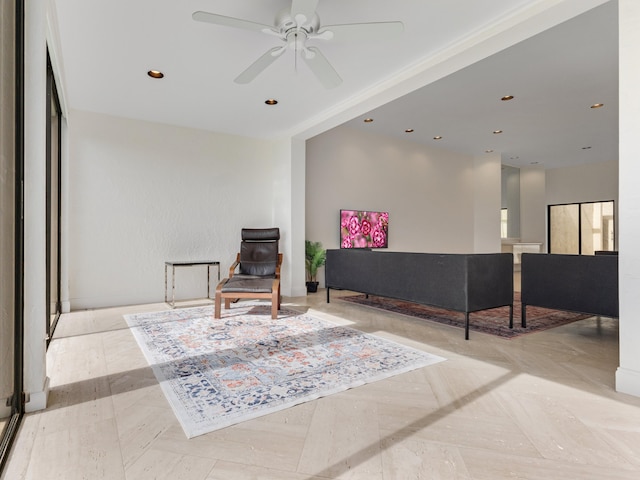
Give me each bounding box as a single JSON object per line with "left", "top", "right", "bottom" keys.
{"left": 341, "top": 292, "right": 591, "bottom": 339}
{"left": 124, "top": 302, "right": 445, "bottom": 438}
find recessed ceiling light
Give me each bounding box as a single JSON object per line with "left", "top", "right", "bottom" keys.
{"left": 590, "top": 103, "right": 604, "bottom": 109}
{"left": 265, "top": 99, "right": 278, "bottom": 105}
{"left": 433, "top": 135, "right": 443, "bottom": 140}
{"left": 147, "top": 70, "right": 164, "bottom": 79}
{"left": 364, "top": 118, "right": 374, "bottom": 123}
{"left": 510, "top": 156, "right": 519, "bottom": 160}
{"left": 485, "top": 149, "right": 494, "bottom": 153}
{"left": 582, "top": 146, "right": 592, "bottom": 150}
{"left": 493, "top": 129, "right": 503, "bottom": 134}
{"left": 405, "top": 128, "right": 414, "bottom": 133}
{"left": 530, "top": 161, "right": 540, "bottom": 165}
{"left": 501, "top": 95, "right": 514, "bottom": 101}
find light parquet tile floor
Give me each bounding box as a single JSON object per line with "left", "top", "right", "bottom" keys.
{"left": 3, "top": 288, "right": 640, "bottom": 480}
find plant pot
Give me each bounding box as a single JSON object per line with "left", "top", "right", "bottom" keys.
{"left": 306, "top": 281, "right": 319, "bottom": 293}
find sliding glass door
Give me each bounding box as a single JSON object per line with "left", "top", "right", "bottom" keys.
{"left": 0, "top": 0, "right": 24, "bottom": 472}
{"left": 46, "top": 52, "right": 61, "bottom": 343}
{"left": 549, "top": 201, "right": 615, "bottom": 254}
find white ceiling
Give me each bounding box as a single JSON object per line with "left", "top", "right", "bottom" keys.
{"left": 50, "top": 0, "right": 618, "bottom": 169}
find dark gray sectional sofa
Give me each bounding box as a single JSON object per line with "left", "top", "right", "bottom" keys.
{"left": 520, "top": 253, "right": 619, "bottom": 326}
{"left": 325, "top": 249, "right": 514, "bottom": 339}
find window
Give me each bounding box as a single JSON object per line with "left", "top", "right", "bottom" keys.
{"left": 500, "top": 208, "right": 508, "bottom": 238}
{"left": 548, "top": 201, "right": 615, "bottom": 254}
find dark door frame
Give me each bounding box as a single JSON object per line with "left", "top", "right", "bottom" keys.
{"left": 45, "top": 49, "right": 62, "bottom": 345}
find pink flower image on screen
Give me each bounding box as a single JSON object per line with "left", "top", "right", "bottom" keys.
{"left": 340, "top": 210, "right": 389, "bottom": 249}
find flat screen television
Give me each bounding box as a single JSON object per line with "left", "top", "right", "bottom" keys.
{"left": 340, "top": 209, "right": 389, "bottom": 249}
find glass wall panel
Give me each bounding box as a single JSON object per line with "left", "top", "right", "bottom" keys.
{"left": 584, "top": 201, "right": 616, "bottom": 253}
{"left": 549, "top": 204, "right": 579, "bottom": 254}
{"left": 500, "top": 208, "right": 508, "bottom": 238}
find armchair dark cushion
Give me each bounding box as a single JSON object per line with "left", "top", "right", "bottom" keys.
{"left": 238, "top": 228, "right": 280, "bottom": 276}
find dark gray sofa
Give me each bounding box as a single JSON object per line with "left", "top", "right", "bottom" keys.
{"left": 520, "top": 253, "right": 619, "bottom": 327}
{"left": 325, "top": 249, "right": 514, "bottom": 339}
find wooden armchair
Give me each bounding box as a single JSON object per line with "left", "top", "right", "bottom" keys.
{"left": 214, "top": 228, "right": 282, "bottom": 319}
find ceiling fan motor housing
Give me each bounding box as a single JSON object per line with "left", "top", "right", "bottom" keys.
{"left": 275, "top": 8, "right": 320, "bottom": 36}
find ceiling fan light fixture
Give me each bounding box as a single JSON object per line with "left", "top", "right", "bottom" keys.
{"left": 147, "top": 70, "right": 164, "bottom": 79}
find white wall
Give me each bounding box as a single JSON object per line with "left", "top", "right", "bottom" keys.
{"left": 473, "top": 153, "right": 502, "bottom": 253}
{"left": 306, "top": 126, "right": 489, "bottom": 285}
{"left": 23, "top": 0, "right": 48, "bottom": 413}
{"left": 546, "top": 160, "right": 618, "bottom": 206}
{"left": 501, "top": 165, "right": 521, "bottom": 239}
{"left": 67, "top": 110, "right": 290, "bottom": 309}
{"left": 520, "top": 166, "right": 547, "bottom": 248}
{"left": 545, "top": 159, "right": 619, "bottom": 250}
{"left": 271, "top": 137, "right": 307, "bottom": 298}
{"left": 616, "top": 0, "right": 640, "bottom": 397}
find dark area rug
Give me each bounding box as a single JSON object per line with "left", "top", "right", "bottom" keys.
{"left": 341, "top": 292, "right": 591, "bottom": 339}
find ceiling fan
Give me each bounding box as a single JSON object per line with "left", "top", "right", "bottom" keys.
{"left": 192, "top": 0, "right": 404, "bottom": 89}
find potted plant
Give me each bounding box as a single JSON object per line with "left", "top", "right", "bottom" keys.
{"left": 305, "top": 240, "right": 326, "bottom": 293}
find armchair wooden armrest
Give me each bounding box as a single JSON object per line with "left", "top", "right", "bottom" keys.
{"left": 228, "top": 253, "right": 241, "bottom": 278}
{"left": 275, "top": 253, "right": 283, "bottom": 278}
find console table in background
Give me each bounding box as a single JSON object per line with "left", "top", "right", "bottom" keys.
{"left": 512, "top": 243, "right": 542, "bottom": 265}
{"left": 502, "top": 241, "right": 542, "bottom": 267}
{"left": 164, "top": 260, "right": 220, "bottom": 308}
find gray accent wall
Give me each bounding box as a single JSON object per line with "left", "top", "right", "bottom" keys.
{"left": 306, "top": 126, "right": 478, "bottom": 253}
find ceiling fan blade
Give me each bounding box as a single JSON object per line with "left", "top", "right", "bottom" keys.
{"left": 290, "top": 0, "right": 319, "bottom": 25}
{"left": 234, "top": 46, "right": 286, "bottom": 84}
{"left": 192, "top": 11, "right": 274, "bottom": 34}
{"left": 318, "top": 21, "right": 404, "bottom": 42}
{"left": 303, "top": 46, "right": 342, "bottom": 89}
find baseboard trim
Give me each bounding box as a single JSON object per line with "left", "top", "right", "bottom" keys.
{"left": 61, "top": 300, "right": 71, "bottom": 314}
{"left": 25, "top": 376, "right": 50, "bottom": 413}
{"left": 615, "top": 367, "right": 640, "bottom": 398}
